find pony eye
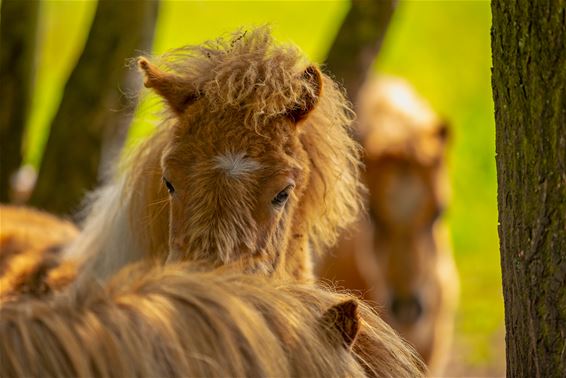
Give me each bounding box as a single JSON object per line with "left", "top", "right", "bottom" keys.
{"left": 271, "top": 185, "right": 293, "bottom": 208}
{"left": 162, "top": 176, "right": 175, "bottom": 194}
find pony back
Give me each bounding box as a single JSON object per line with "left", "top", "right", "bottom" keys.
{"left": 1, "top": 263, "right": 384, "bottom": 377}
{"left": 0, "top": 205, "right": 78, "bottom": 301}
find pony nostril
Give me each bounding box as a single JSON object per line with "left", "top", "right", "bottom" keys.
{"left": 389, "top": 294, "right": 423, "bottom": 325}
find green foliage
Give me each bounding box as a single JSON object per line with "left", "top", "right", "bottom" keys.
{"left": 24, "top": 1, "right": 97, "bottom": 166}
{"left": 24, "top": 0, "right": 501, "bottom": 369}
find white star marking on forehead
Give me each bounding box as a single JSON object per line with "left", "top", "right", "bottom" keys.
{"left": 214, "top": 152, "right": 261, "bottom": 177}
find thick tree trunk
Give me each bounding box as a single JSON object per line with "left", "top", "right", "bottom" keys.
{"left": 0, "top": 0, "right": 39, "bottom": 202}
{"left": 491, "top": 0, "right": 565, "bottom": 376}
{"left": 30, "top": 0, "right": 159, "bottom": 215}
{"left": 325, "top": 0, "right": 397, "bottom": 102}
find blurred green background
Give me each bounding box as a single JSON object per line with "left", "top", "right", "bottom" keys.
{"left": 22, "top": 1, "right": 503, "bottom": 375}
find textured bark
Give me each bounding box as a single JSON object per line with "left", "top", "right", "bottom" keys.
{"left": 0, "top": 0, "right": 39, "bottom": 202}
{"left": 30, "top": 0, "right": 159, "bottom": 214}
{"left": 325, "top": 0, "right": 397, "bottom": 102}
{"left": 491, "top": 0, "right": 566, "bottom": 376}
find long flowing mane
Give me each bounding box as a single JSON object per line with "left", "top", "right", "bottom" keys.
{"left": 66, "top": 26, "right": 364, "bottom": 280}
{"left": 64, "top": 128, "right": 170, "bottom": 277}
{"left": 1, "top": 262, "right": 424, "bottom": 377}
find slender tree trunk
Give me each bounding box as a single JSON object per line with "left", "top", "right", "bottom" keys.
{"left": 325, "top": 0, "right": 398, "bottom": 102}
{"left": 30, "top": 0, "right": 159, "bottom": 215}
{"left": 98, "top": 1, "right": 159, "bottom": 181}
{"left": 0, "top": 0, "right": 39, "bottom": 202}
{"left": 491, "top": 0, "right": 565, "bottom": 376}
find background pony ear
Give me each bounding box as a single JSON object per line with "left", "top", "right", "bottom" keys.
{"left": 435, "top": 118, "right": 451, "bottom": 144}
{"left": 138, "top": 57, "right": 198, "bottom": 115}
{"left": 287, "top": 65, "right": 323, "bottom": 123}
{"left": 320, "top": 299, "right": 360, "bottom": 349}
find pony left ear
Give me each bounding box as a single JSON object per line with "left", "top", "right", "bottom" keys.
{"left": 138, "top": 57, "right": 198, "bottom": 115}
{"left": 287, "top": 65, "right": 323, "bottom": 123}
{"left": 320, "top": 299, "right": 360, "bottom": 349}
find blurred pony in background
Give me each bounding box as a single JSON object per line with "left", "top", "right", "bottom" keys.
{"left": 1, "top": 262, "right": 425, "bottom": 377}
{"left": 318, "top": 76, "right": 459, "bottom": 375}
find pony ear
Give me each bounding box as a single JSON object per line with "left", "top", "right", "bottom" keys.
{"left": 320, "top": 299, "right": 360, "bottom": 349}
{"left": 287, "top": 65, "right": 323, "bottom": 123}
{"left": 138, "top": 57, "right": 198, "bottom": 115}
{"left": 435, "top": 119, "right": 451, "bottom": 144}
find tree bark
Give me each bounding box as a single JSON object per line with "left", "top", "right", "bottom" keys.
{"left": 491, "top": 0, "right": 565, "bottom": 376}
{"left": 324, "top": 0, "right": 398, "bottom": 103}
{"left": 30, "top": 0, "right": 159, "bottom": 215}
{"left": 0, "top": 0, "right": 39, "bottom": 202}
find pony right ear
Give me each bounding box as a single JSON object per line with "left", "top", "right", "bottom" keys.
{"left": 138, "top": 57, "right": 198, "bottom": 115}
{"left": 435, "top": 119, "right": 451, "bottom": 144}
{"left": 286, "top": 65, "right": 323, "bottom": 123}
{"left": 320, "top": 299, "right": 360, "bottom": 349}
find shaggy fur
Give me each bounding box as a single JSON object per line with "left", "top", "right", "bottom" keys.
{"left": 0, "top": 205, "right": 77, "bottom": 301}
{"left": 66, "top": 26, "right": 363, "bottom": 281}
{"left": 318, "top": 76, "right": 459, "bottom": 375}
{"left": 0, "top": 262, "right": 425, "bottom": 377}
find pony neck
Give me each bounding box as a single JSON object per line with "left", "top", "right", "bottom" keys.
{"left": 64, "top": 129, "right": 170, "bottom": 280}
{"left": 63, "top": 178, "right": 143, "bottom": 279}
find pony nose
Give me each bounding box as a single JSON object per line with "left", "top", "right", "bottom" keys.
{"left": 389, "top": 294, "right": 423, "bottom": 325}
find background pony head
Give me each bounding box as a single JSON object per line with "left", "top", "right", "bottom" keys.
{"left": 319, "top": 76, "right": 459, "bottom": 373}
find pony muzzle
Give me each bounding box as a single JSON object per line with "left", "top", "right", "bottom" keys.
{"left": 389, "top": 293, "right": 424, "bottom": 325}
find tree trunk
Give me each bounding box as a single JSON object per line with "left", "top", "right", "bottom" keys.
{"left": 30, "top": 0, "right": 159, "bottom": 215}
{"left": 491, "top": 0, "right": 565, "bottom": 376}
{"left": 0, "top": 0, "right": 39, "bottom": 202}
{"left": 325, "top": 0, "right": 398, "bottom": 102}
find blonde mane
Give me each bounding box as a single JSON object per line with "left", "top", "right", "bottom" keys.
{"left": 67, "top": 26, "right": 364, "bottom": 280}
{"left": 1, "top": 262, "right": 425, "bottom": 377}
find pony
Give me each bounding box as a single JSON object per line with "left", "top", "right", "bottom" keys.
{"left": 317, "top": 76, "right": 459, "bottom": 374}
{"left": 0, "top": 205, "right": 78, "bottom": 301}
{"left": 64, "top": 26, "right": 363, "bottom": 282}
{"left": 0, "top": 262, "right": 426, "bottom": 377}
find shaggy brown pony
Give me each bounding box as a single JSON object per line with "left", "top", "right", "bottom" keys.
{"left": 0, "top": 205, "right": 77, "bottom": 301}
{"left": 318, "top": 76, "right": 459, "bottom": 375}
{"left": 65, "top": 26, "right": 363, "bottom": 282}
{"left": 0, "top": 262, "right": 425, "bottom": 377}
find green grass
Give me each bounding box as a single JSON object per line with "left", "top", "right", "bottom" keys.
{"left": 23, "top": 0, "right": 503, "bottom": 369}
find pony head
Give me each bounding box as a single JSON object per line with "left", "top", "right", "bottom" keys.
{"left": 355, "top": 76, "right": 458, "bottom": 369}
{"left": 133, "top": 27, "right": 363, "bottom": 279}
{"left": 317, "top": 76, "right": 458, "bottom": 373}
